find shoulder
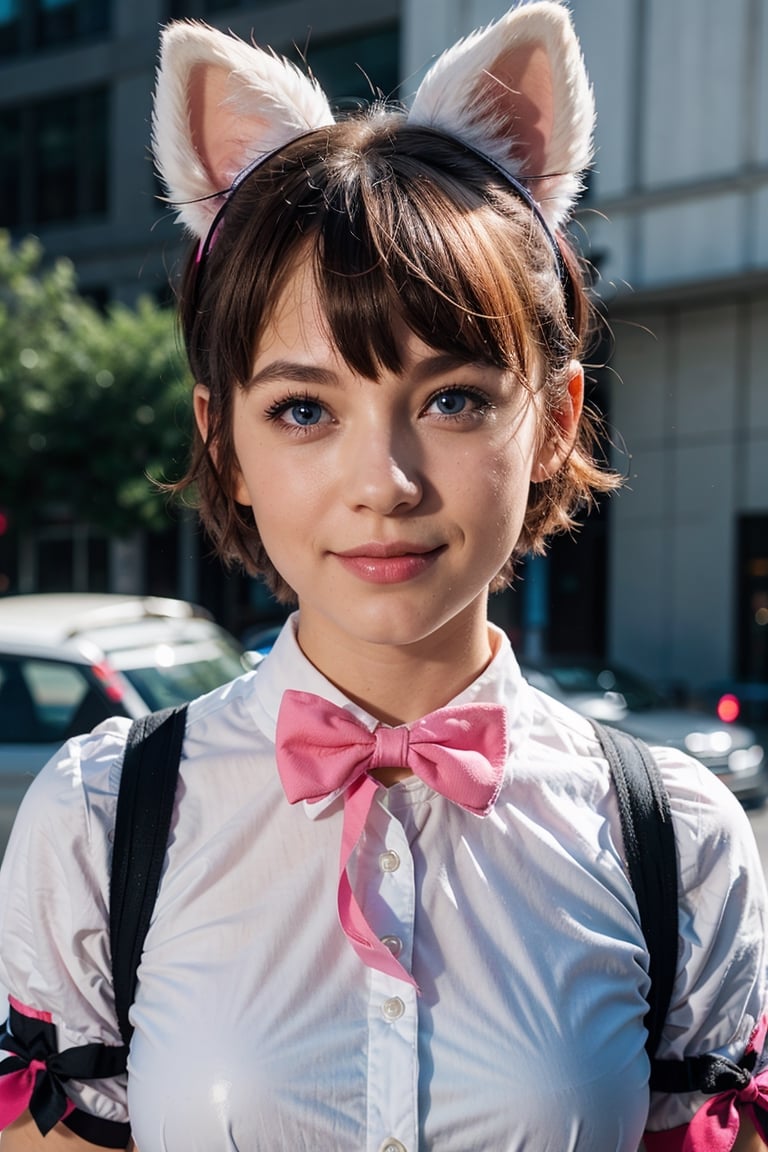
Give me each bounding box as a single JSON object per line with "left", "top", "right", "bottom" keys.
{"left": 7, "top": 715, "right": 133, "bottom": 860}
{"left": 0, "top": 719, "right": 131, "bottom": 1040}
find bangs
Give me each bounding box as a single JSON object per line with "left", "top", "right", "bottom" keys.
{"left": 305, "top": 130, "right": 555, "bottom": 384}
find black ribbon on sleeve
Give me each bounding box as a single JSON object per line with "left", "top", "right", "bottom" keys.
{"left": 0, "top": 1006, "right": 128, "bottom": 1138}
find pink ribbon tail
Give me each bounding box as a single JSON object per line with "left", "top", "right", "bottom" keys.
{"left": 337, "top": 774, "right": 418, "bottom": 988}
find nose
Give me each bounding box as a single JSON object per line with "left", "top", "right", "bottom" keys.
{"left": 342, "top": 421, "right": 423, "bottom": 515}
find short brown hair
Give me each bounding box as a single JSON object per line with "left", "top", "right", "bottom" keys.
{"left": 174, "top": 113, "right": 618, "bottom": 602}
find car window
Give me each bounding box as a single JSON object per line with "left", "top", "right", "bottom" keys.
{"left": 0, "top": 656, "right": 115, "bottom": 744}
{"left": 119, "top": 641, "right": 247, "bottom": 711}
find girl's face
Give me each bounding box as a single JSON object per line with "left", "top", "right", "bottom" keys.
{"left": 195, "top": 261, "right": 582, "bottom": 670}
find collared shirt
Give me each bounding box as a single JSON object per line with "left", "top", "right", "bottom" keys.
{"left": 0, "top": 618, "right": 765, "bottom": 1151}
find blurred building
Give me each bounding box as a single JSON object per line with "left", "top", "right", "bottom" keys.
{"left": 571, "top": 0, "right": 768, "bottom": 696}
{"left": 410, "top": 0, "right": 768, "bottom": 695}
{"left": 2, "top": 0, "right": 767, "bottom": 694}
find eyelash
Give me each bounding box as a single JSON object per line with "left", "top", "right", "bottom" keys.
{"left": 262, "top": 385, "right": 494, "bottom": 432}
{"left": 424, "top": 385, "right": 493, "bottom": 420}
{"left": 264, "top": 392, "right": 327, "bottom": 434}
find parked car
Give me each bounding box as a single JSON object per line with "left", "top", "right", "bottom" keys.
{"left": 520, "top": 657, "right": 768, "bottom": 807}
{"left": 0, "top": 594, "right": 252, "bottom": 857}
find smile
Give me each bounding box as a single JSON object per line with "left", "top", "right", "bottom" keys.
{"left": 333, "top": 543, "right": 446, "bottom": 584}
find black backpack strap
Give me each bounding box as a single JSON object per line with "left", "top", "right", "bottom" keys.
{"left": 109, "top": 705, "right": 188, "bottom": 1048}
{"left": 592, "top": 722, "right": 679, "bottom": 1079}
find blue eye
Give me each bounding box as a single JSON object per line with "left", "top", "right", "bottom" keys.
{"left": 432, "top": 391, "right": 468, "bottom": 415}
{"left": 287, "top": 400, "right": 323, "bottom": 426}
{"left": 264, "top": 393, "right": 331, "bottom": 431}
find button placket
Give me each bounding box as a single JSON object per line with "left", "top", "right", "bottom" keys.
{"left": 358, "top": 798, "right": 415, "bottom": 976}
{"left": 362, "top": 803, "right": 419, "bottom": 1152}
{"left": 367, "top": 969, "right": 418, "bottom": 1152}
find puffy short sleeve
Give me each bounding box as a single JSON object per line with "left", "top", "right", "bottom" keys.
{"left": 0, "top": 718, "right": 133, "bottom": 1142}
{"left": 645, "top": 747, "right": 768, "bottom": 1147}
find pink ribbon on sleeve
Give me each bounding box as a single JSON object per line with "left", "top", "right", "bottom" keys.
{"left": 644, "top": 1015, "right": 768, "bottom": 1152}
{"left": 0, "top": 1058, "right": 75, "bottom": 1130}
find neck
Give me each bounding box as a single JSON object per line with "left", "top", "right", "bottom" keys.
{"left": 296, "top": 601, "right": 496, "bottom": 725}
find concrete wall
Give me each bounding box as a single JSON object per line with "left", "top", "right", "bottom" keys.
{"left": 572, "top": 0, "right": 768, "bottom": 686}
{"left": 608, "top": 296, "right": 768, "bottom": 684}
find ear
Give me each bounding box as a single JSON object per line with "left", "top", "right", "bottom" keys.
{"left": 193, "top": 382, "right": 211, "bottom": 443}
{"left": 531, "top": 361, "right": 584, "bottom": 481}
{"left": 408, "top": 1, "right": 594, "bottom": 230}
{"left": 194, "top": 384, "right": 251, "bottom": 504}
{"left": 152, "top": 20, "right": 334, "bottom": 239}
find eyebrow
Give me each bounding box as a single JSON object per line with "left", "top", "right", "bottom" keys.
{"left": 245, "top": 360, "right": 339, "bottom": 391}
{"left": 245, "top": 351, "right": 487, "bottom": 391}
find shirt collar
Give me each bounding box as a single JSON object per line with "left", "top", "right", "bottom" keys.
{"left": 247, "top": 612, "right": 534, "bottom": 816}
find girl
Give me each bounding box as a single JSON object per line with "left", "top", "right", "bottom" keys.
{"left": 1, "top": 3, "right": 767, "bottom": 1149}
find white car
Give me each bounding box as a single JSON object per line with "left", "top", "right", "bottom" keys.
{"left": 0, "top": 594, "right": 252, "bottom": 858}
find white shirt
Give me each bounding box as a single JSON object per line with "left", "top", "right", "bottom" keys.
{"left": 0, "top": 618, "right": 765, "bottom": 1151}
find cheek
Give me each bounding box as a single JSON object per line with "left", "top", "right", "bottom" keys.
{"left": 478, "top": 439, "right": 538, "bottom": 543}
{"left": 486, "top": 433, "right": 538, "bottom": 502}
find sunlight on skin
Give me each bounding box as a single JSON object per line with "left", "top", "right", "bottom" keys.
{"left": 0, "top": 1111, "right": 135, "bottom": 1149}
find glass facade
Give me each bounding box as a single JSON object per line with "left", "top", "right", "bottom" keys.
{"left": 0, "top": 87, "right": 108, "bottom": 229}
{"left": 0, "top": 0, "right": 21, "bottom": 55}
{"left": 164, "top": 5, "right": 400, "bottom": 105}
{"left": 0, "top": 0, "right": 109, "bottom": 56}
{"left": 296, "top": 26, "right": 400, "bottom": 106}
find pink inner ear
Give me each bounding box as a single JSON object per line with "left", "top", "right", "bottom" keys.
{"left": 188, "top": 62, "right": 257, "bottom": 191}
{"left": 469, "top": 43, "right": 554, "bottom": 178}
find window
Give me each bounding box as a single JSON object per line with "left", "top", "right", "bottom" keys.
{"left": 0, "top": 656, "right": 114, "bottom": 743}
{"left": 35, "top": 88, "right": 108, "bottom": 223}
{"left": 19, "top": 525, "right": 110, "bottom": 593}
{"left": 162, "top": 9, "right": 400, "bottom": 106}
{"left": 0, "top": 0, "right": 21, "bottom": 57}
{"left": 296, "top": 26, "right": 400, "bottom": 106}
{"left": 170, "top": 0, "right": 278, "bottom": 14}
{"left": 0, "top": 107, "right": 22, "bottom": 227}
{"left": 0, "top": 0, "right": 108, "bottom": 56}
{"left": 0, "top": 86, "right": 108, "bottom": 229}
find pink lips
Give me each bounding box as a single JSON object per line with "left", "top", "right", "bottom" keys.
{"left": 334, "top": 542, "right": 445, "bottom": 584}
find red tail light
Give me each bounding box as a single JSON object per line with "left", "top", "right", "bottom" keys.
{"left": 91, "top": 660, "right": 125, "bottom": 703}
{"left": 717, "top": 693, "right": 740, "bottom": 723}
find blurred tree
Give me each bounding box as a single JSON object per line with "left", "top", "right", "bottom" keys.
{"left": 0, "top": 232, "right": 192, "bottom": 535}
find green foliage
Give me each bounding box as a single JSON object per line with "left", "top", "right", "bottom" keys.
{"left": 0, "top": 232, "right": 193, "bottom": 535}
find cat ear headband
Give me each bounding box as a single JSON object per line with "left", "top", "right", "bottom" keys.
{"left": 152, "top": 1, "right": 594, "bottom": 264}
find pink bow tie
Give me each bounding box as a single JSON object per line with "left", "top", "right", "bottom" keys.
{"left": 276, "top": 689, "right": 508, "bottom": 986}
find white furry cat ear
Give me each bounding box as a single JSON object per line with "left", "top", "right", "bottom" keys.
{"left": 408, "top": 1, "right": 594, "bottom": 232}
{"left": 152, "top": 20, "right": 335, "bottom": 239}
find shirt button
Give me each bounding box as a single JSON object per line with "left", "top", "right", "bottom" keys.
{"left": 381, "top": 996, "right": 405, "bottom": 1021}
{"left": 381, "top": 935, "right": 403, "bottom": 957}
{"left": 379, "top": 1141, "right": 407, "bottom": 1152}
{"left": 379, "top": 850, "right": 400, "bottom": 872}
